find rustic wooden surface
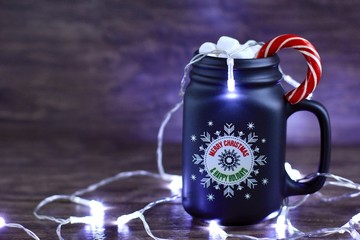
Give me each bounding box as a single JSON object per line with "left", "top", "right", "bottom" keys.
{"left": 0, "top": 134, "right": 359, "bottom": 239}
{"left": 0, "top": 0, "right": 360, "bottom": 144}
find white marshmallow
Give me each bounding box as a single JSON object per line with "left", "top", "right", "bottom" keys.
{"left": 231, "top": 47, "right": 255, "bottom": 59}
{"left": 198, "top": 36, "right": 262, "bottom": 59}
{"left": 198, "top": 42, "right": 217, "bottom": 54}
{"left": 216, "top": 36, "right": 241, "bottom": 57}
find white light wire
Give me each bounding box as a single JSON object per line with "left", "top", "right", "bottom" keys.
{"left": 119, "top": 194, "right": 181, "bottom": 240}
{"left": 34, "top": 195, "right": 84, "bottom": 223}
{"left": 33, "top": 170, "right": 181, "bottom": 239}
{"left": 179, "top": 49, "right": 236, "bottom": 97}
{"left": 56, "top": 218, "right": 71, "bottom": 240}
{"left": 207, "top": 172, "right": 360, "bottom": 240}
{"left": 157, "top": 100, "right": 183, "bottom": 179}
{"left": 0, "top": 221, "right": 41, "bottom": 240}
{"left": 279, "top": 65, "right": 313, "bottom": 100}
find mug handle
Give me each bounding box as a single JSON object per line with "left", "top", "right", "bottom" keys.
{"left": 284, "top": 100, "right": 331, "bottom": 196}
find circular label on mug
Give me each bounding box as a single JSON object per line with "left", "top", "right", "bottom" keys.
{"left": 204, "top": 136, "right": 254, "bottom": 185}
{"left": 190, "top": 122, "right": 268, "bottom": 199}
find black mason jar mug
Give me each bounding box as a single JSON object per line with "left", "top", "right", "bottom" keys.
{"left": 182, "top": 54, "right": 331, "bottom": 225}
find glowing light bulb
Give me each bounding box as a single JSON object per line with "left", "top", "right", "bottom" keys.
{"left": 341, "top": 212, "right": 360, "bottom": 236}
{"left": 285, "top": 162, "right": 302, "bottom": 180}
{"left": 0, "top": 217, "right": 5, "bottom": 228}
{"left": 168, "top": 175, "right": 182, "bottom": 194}
{"left": 86, "top": 200, "right": 105, "bottom": 227}
{"left": 208, "top": 221, "right": 228, "bottom": 239}
{"left": 90, "top": 201, "right": 105, "bottom": 220}
{"left": 68, "top": 200, "right": 105, "bottom": 228}
{"left": 276, "top": 214, "right": 287, "bottom": 228}
{"left": 276, "top": 206, "right": 289, "bottom": 239}
{"left": 264, "top": 210, "right": 280, "bottom": 220}
{"left": 226, "top": 58, "right": 235, "bottom": 92}
{"left": 352, "top": 212, "right": 360, "bottom": 224}
{"left": 70, "top": 216, "right": 95, "bottom": 225}
{"left": 227, "top": 79, "right": 235, "bottom": 92}
{"left": 275, "top": 205, "right": 300, "bottom": 239}
{"left": 117, "top": 211, "right": 143, "bottom": 235}
{"left": 117, "top": 212, "right": 141, "bottom": 235}
{"left": 117, "top": 211, "right": 142, "bottom": 228}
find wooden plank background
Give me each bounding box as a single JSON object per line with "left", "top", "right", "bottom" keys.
{"left": 0, "top": 0, "right": 359, "bottom": 145}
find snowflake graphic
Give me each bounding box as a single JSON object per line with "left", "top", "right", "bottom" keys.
{"left": 191, "top": 174, "right": 196, "bottom": 181}
{"left": 191, "top": 135, "right": 197, "bottom": 142}
{"left": 191, "top": 122, "right": 268, "bottom": 198}
{"left": 247, "top": 122, "right": 255, "bottom": 130}
{"left": 245, "top": 193, "right": 251, "bottom": 200}
{"left": 262, "top": 178, "right": 269, "bottom": 185}
{"left": 218, "top": 149, "right": 241, "bottom": 171}
{"left": 207, "top": 194, "right": 215, "bottom": 201}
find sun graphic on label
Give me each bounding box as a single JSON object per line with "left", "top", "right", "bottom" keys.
{"left": 191, "top": 122, "right": 268, "bottom": 198}
{"left": 205, "top": 136, "right": 254, "bottom": 186}
{"left": 218, "top": 149, "right": 241, "bottom": 171}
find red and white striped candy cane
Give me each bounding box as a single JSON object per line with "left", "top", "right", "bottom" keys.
{"left": 256, "top": 34, "right": 322, "bottom": 104}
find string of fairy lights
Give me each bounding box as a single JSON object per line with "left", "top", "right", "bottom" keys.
{"left": 0, "top": 47, "right": 360, "bottom": 239}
